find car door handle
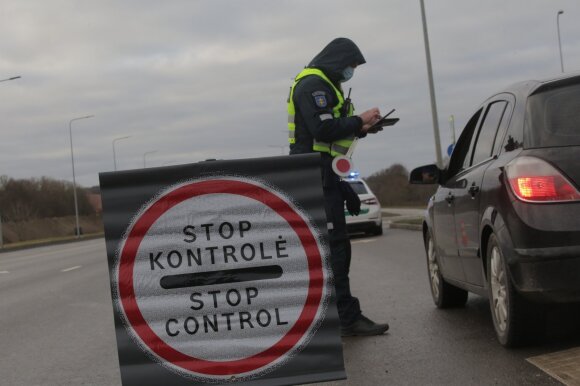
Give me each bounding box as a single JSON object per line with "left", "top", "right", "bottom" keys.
{"left": 445, "top": 193, "right": 454, "bottom": 204}
{"left": 469, "top": 184, "right": 480, "bottom": 197}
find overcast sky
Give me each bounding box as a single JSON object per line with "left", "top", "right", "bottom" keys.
{"left": 1, "top": 0, "right": 579, "bottom": 187}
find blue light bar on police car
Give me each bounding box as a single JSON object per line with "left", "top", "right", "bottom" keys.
{"left": 348, "top": 171, "right": 360, "bottom": 179}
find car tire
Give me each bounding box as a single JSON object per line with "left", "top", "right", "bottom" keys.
{"left": 486, "top": 234, "right": 544, "bottom": 347}
{"left": 374, "top": 222, "right": 383, "bottom": 236}
{"left": 425, "top": 230, "right": 468, "bottom": 308}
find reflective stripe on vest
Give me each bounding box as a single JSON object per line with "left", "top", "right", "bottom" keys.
{"left": 287, "top": 68, "right": 354, "bottom": 156}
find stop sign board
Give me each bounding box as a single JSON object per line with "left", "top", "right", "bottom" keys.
{"left": 101, "top": 156, "right": 344, "bottom": 385}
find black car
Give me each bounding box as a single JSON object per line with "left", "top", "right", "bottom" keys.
{"left": 410, "top": 73, "right": 580, "bottom": 347}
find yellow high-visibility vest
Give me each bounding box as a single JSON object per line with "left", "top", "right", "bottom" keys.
{"left": 287, "top": 68, "right": 354, "bottom": 156}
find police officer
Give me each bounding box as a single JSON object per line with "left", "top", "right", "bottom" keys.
{"left": 287, "top": 37, "right": 389, "bottom": 336}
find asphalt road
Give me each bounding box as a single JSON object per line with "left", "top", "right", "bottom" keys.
{"left": 1, "top": 227, "right": 578, "bottom": 385}
{"left": 0, "top": 239, "right": 121, "bottom": 386}
{"left": 321, "top": 229, "right": 578, "bottom": 386}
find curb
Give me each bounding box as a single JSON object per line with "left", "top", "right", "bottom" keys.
{"left": 0, "top": 233, "right": 104, "bottom": 254}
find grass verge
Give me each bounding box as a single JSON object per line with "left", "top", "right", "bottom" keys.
{"left": 388, "top": 217, "right": 423, "bottom": 231}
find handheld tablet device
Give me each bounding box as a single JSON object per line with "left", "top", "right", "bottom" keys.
{"left": 368, "top": 109, "right": 399, "bottom": 133}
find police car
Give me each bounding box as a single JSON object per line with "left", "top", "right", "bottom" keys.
{"left": 344, "top": 174, "right": 383, "bottom": 236}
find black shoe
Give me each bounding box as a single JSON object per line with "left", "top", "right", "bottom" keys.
{"left": 340, "top": 315, "right": 389, "bottom": 337}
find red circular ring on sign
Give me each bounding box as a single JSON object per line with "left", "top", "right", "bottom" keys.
{"left": 118, "top": 179, "right": 324, "bottom": 376}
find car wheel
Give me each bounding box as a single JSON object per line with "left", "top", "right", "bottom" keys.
{"left": 425, "top": 230, "right": 468, "bottom": 308}
{"left": 374, "top": 221, "right": 383, "bottom": 236}
{"left": 487, "top": 234, "right": 544, "bottom": 347}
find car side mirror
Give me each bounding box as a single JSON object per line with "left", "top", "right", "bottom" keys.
{"left": 409, "top": 164, "right": 442, "bottom": 185}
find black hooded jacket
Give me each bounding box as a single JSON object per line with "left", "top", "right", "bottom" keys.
{"left": 289, "top": 38, "right": 367, "bottom": 156}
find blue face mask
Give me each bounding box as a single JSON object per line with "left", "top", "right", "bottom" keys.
{"left": 342, "top": 66, "right": 355, "bottom": 82}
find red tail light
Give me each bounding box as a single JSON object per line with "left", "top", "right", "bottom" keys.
{"left": 362, "top": 198, "right": 378, "bottom": 205}
{"left": 506, "top": 156, "right": 580, "bottom": 202}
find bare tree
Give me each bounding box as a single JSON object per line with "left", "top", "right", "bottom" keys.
{"left": 0, "top": 176, "right": 94, "bottom": 221}
{"left": 366, "top": 164, "right": 436, "bottom": 207}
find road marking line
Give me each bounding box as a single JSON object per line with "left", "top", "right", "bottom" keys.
{"left": 61, "top": 265, "right": 82, "bottom": 272}
{"left": 0, "top": 271, "right": 9, "bottom": 274}
{"left": 351, "top": 239, "right": 376, "bottom": 244}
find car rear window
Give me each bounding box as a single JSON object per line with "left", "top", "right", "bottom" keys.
{"left": 526, "top": 83, "right": 580, "bottom": 148}
{"left": 348, "top": 181, "right": 368, "bottom": 195}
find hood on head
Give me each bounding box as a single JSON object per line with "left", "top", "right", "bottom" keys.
{"left": 307, "top": 37, "right": 366, "bottom": 83}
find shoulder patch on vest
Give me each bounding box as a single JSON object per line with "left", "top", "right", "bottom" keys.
{"left": 312, "top": 91, "right": 328, "bottom": 108}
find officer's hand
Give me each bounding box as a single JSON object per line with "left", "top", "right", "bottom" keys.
{"left": 339, "top": 181, "right": 361, "bottom": 216}
{"left": 358, "top": 108, "right": 381, "bottom": 133}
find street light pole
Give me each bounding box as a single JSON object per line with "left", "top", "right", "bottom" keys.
{"left": 69, "top": 115, "right": 94, "bottom": 238}
{"left": 419, "top": 0, "right": 443, "bottom": 168}
{"left": 143, "top": 151, "right": 157, "bottom": 168}
{"left": 557, "top": 10, "right": 565, "bottom": 73}
{"left": 112, "top": 135, "right": 131, "bottom": 171}
{"left": 0, "top": 76, "right": 21, "bottom": 83}
{"left": 449, "top": 115, "right": 456, "bottom": 144}
{"left": 0, "top": 75, "right": 21, "bottom": 247}
{"left": 0, "top": 213, "right": 3, "bottom": 249}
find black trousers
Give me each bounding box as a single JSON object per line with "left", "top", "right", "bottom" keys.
{"left": 323, "top": 185, "right": 362, "bottom": 327}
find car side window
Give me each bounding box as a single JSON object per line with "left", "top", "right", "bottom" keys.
{"left": 446, "top": 108, "right": 482, "bottom": 178}
{"left": 491, "top": 100, "right": 513, "bottom": 155}
{"left": 348, "top": 181, "right": 367, "bottom": 194}
{"left": 503, "top": 106, "right": 524, "bottom": 153}
{"left": 470, "top": 101, "right": 508, "bottom": 165}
